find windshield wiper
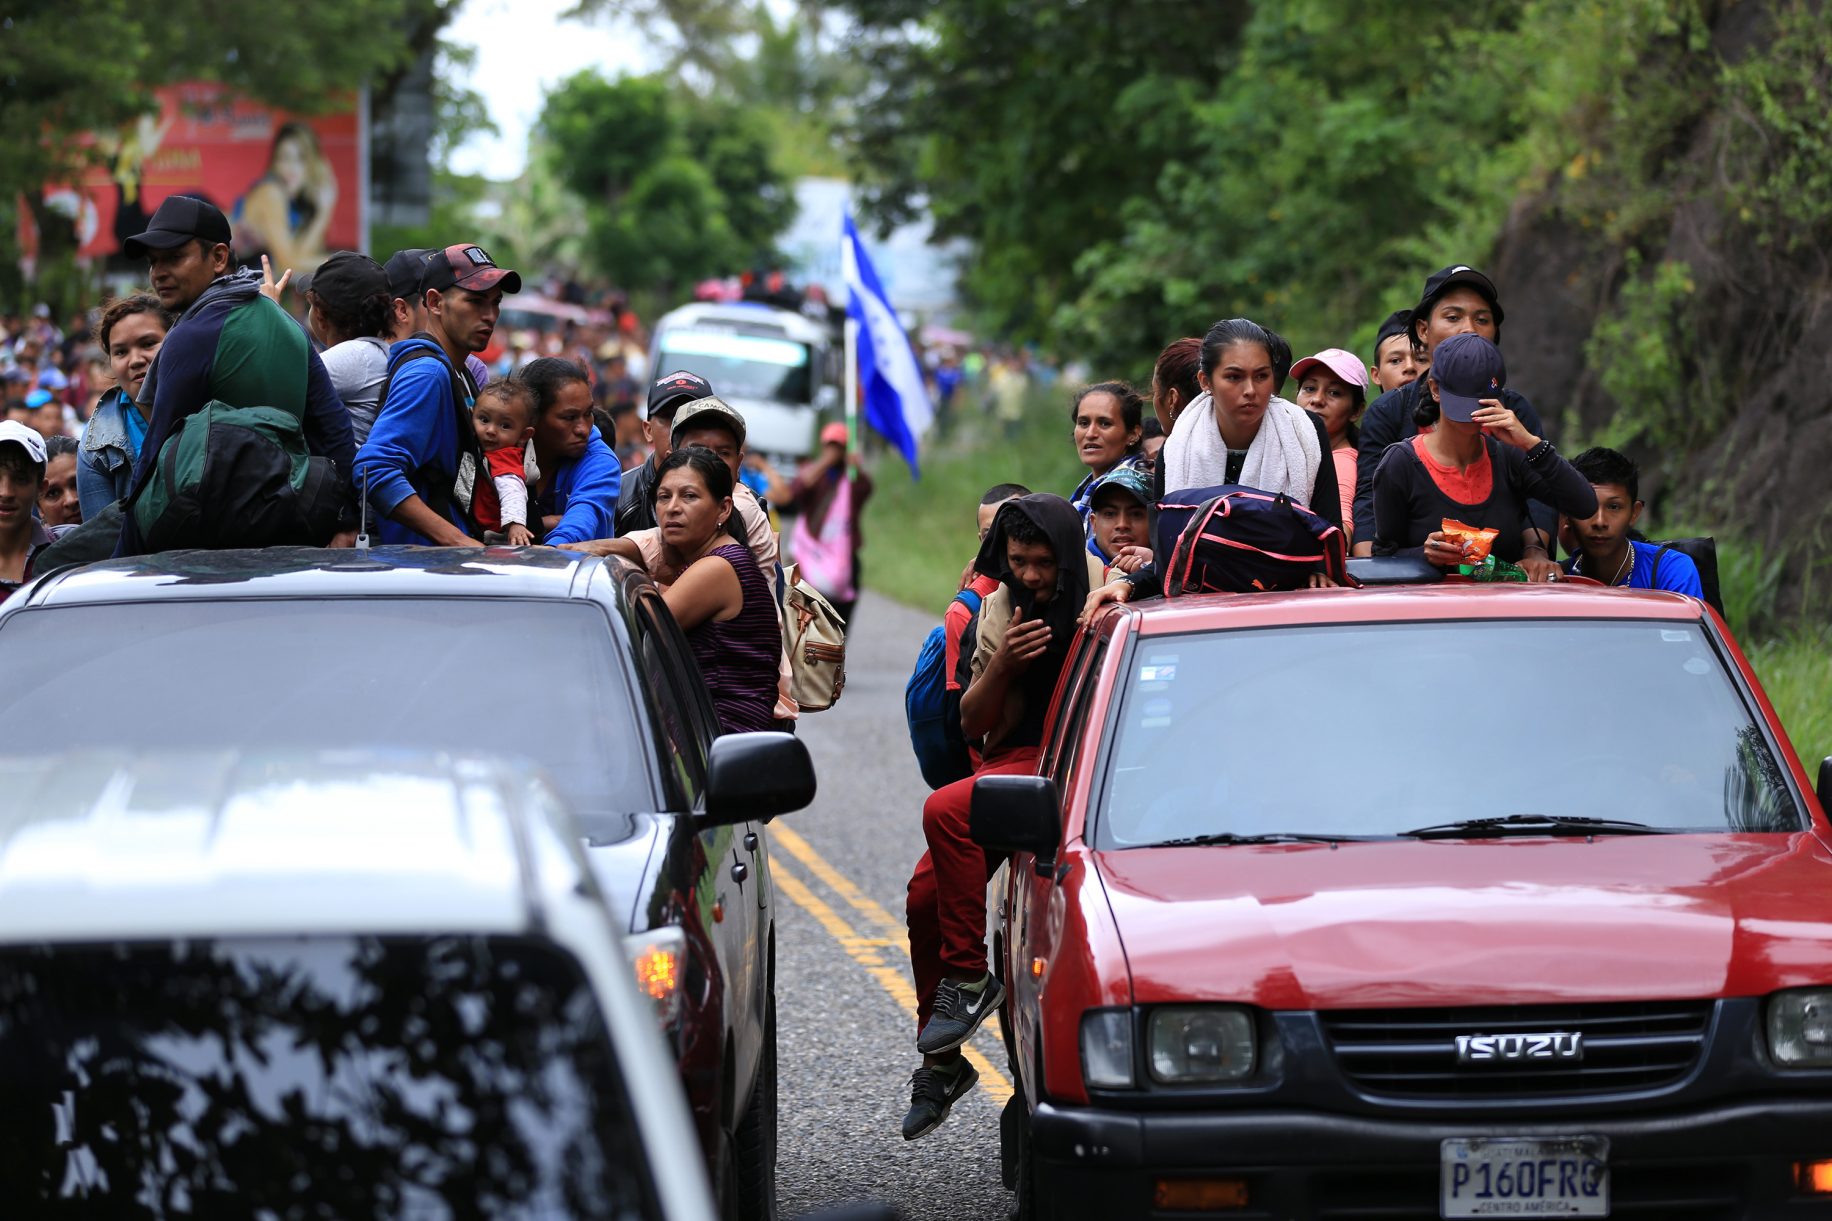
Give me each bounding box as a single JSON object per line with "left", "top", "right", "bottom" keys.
{"left": 1154, "top": 832, "right": 1373, "bottom": 848}
{"left": 1398, "top": 814, "right": 1667, "bottom": 840}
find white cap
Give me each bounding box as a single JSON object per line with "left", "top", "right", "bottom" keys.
{"left": 0, "top": 420, "right": 48, "bottom": 467}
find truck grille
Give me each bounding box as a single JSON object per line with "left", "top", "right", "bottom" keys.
{"left": 1321, "top": 1000, "right": 1714, "bottom": 1101}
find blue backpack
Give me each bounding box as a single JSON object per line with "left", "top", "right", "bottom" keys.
{"left": 905, "top": 587, "right": 984, "bottom": 790}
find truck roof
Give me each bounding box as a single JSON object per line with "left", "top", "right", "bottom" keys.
{"left": 0, "top": 751, "right": 583, "bottom": 944}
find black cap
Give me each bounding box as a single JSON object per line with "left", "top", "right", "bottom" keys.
{"left": 421, "top": 242, "right": 522, "bottom": 295}
{"left": 294, "top": 249, "right": 387, "bottom": 305}
{"left": 123, "top": 194, "right": 233, "bottom": 259}
{"left": 1373, "top": 308, "right": 1413, "bottom": 357}
{"left": 645, "top": 369, "right": 713, "bottom": 421}
{"left": 1430, "top": 332, "right": 1507, "bottom": 423}
{"left": 1414, "top": 264, "right": 1504, "bottom": 325}
{"left": 383, "top": 248, "right": 433, "bottom": 301}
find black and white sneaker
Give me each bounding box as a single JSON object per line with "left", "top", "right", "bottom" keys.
{"left": 901, "top": 1056, "right": 980, "bottom": 1140}
{"left": 916, "top": 972, "right": 1006, "bottom": 1055}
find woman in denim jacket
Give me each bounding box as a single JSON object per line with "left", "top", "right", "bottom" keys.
{"left": 77, "top": 294, "right": 170, "bottom": 520}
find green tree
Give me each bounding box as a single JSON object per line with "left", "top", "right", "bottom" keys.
{"left": 533, "top": 68, "right": 794, "bottom": 292}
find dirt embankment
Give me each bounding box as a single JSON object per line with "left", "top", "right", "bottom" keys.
{"left": 1492, "top": 0, "right": 1832, "bottom": 617}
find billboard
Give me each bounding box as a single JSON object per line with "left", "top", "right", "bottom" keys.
{"left": 38, "top": 82, "right": 367, "bottom": 271}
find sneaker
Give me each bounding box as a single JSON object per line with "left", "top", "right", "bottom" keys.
{"left": 902, "top": 1056, "right": 979, "bottom": 1140}
{"left": 916, "top": 972, "right": 1006, "bottom": 1055}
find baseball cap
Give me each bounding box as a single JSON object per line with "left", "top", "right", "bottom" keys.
{"left": 671, "top": 395, "right": 747, "bottom": 449}
{"left": 0, "top": 420, "right": 47, "bottom": 468}
{"left": 294, "top": 250, "right": 388, "bottom": 304}
{"left": 1089, "top": 462, "right": 1151, "bottom": 509}
{"left": 1373, "top": 309, "right": 1413, "bottom": 357}
{"left": 1430, "top": 333, "right": 1506, "bottom": 423}
{"left": 820, "top": 421, "right": 849, "bottom": 446}
{"left": 646, "top": 370, "right": 714, "bottom": 421}
{"left": 383, "top": 248, "right": 434, "bottom": 301}
{"left": 24, "top": 389, "right": 53, "bottom": 410}
{"left": 1289, "top": 348, "right": 1369, "bottom": 392}
{"left": 1414, "top": 264, "right": 1504, "bottom": 325}
{"left": 123, "top": 194, "right": 233, "bottom": 259}
{"left": 420, "top": 243, "right": 522, "bottom": 295}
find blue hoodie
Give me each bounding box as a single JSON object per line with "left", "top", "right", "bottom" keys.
{"left": 355, "top": 338, "right": 473, "bottom": 545}
{"left": 537, "top": 433, "right": 622, "bottom": 545}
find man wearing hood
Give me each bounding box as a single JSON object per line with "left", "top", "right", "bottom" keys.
{"left": 902, "top": 493, "right": 1104, "bottom": 1141}
{"left": 115, "top": 194, "right": 357, "bottom": 555}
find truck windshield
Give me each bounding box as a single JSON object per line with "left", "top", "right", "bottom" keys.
{"left": 0, "top": 935, "right": 660, "bottom": 1217}
{"left": 0, "top": 598, "right": 649, "bottom": 818}
{"left": 1099, "top": 619, "right": 1803, "bottom": 847}
{"left": 656, "top": 329, "right": 814, "bottom": 403}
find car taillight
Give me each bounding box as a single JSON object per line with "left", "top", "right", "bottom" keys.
{"left": 624, "top": 928, "right": 687, "bottom": 1026}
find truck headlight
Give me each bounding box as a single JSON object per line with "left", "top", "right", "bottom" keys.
{"left": 1769, "top": 989, "right": 1832, "bottom": 1066}
{"left": 1080, "top": 1009, "right": 1135, "bottom": 1088}
{"left": 1148, "top": 1006, "right": 1256, "bottom": 1083}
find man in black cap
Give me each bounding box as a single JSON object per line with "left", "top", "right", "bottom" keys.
{"left": 356, "top": 242, "right": 522, "bottom": 545}
{"left": 613, "top": 370, "right": 713, "bottom": 535}
{"left": 1351, "top": 265, "right": 1553, "bottom": 554}
{"left": 115, "top": 194, "right": 356, "bottom": 554}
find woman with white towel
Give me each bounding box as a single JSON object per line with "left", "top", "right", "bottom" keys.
{"left": 1082, "top": 317, "right": 1342, "bottom": 611}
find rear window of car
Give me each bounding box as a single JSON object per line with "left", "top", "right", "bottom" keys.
{"left": 1099, "top": 619, "right": 1803, "bottom": 847}
{"left": 0, "top": 934, "right": 661, "bottom": 1217}
{"left": 0, "top": 598, "right": 649, "bottom": 818}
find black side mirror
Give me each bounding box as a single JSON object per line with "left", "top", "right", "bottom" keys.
{"left": 1819, "top": 757, "right": 1832, "bottom": 817}
{"left": 704, "top": 732, "right": 816, "bottom": 826}
{"left": 970, "top": 775, "right": 1061, "bottom": 876}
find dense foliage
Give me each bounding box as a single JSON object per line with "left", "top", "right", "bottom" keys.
{"left": 534, "top": 70, "right": 796, "bottom": 292}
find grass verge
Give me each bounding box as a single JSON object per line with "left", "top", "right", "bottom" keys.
{"left": 1747, "top": 628, "right": 1832, "bottom": 772}
{"left": 860, "top": 399, "right": 1086, "bottom": 615}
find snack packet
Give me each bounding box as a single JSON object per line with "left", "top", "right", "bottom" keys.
{"left": 1441, "top": 518, "right": 1500, "bottom": 564}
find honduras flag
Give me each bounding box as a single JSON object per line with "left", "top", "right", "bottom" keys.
{"left": 842, "top": 211, "right": 933, "bottom": 477}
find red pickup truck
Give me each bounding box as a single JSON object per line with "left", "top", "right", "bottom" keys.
{"left": 973, "top": 581, "right": 1832, "bottom": 1220}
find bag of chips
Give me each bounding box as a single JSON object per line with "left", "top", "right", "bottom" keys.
{"left": 1441, "top": 518, "right": 1500, "bottom": 564}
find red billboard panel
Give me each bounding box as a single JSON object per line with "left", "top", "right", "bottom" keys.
{"left": 41, "top": 82, "right": 365, "bottom": 271}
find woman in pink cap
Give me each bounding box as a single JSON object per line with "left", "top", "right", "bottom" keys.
{"left": 1291, "top": 348, "right": 1369, "bottom": 544}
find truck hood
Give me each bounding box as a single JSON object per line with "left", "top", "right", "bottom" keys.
{"left": 1094, "top": 833, "right": 1832, "bottom": 1008}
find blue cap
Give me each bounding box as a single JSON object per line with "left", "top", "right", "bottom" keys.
{"left": 1431, "top": 332, "right": 1506, "bottom": 423}
{"left": 24, "top": 388, "right": 53, "bottom": 410}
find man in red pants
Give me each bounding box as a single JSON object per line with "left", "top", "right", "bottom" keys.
{"left": 903, "top": 493, "right": 1102, "bottom": 1140}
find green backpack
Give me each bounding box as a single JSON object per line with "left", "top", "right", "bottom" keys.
{"left": 132, "top": 401, "right": 344, "bottom": 552}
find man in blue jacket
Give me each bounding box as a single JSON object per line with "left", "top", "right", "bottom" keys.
{"left": 355, "top": 243, "right": 521, "bottom": 545}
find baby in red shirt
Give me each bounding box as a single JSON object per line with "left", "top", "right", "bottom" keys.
{"left": 470, "top": 379, "right": 535, "bottom": 546}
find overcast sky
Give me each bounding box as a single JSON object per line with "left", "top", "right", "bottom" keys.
{"left": 444, "top": 0, "right": 649, "bottom": 178}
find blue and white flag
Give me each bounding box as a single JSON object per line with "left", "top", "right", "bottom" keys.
{"left": 842, "top": 211, "right": 933, "bottom": 477}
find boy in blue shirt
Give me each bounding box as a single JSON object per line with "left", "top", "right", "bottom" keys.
{"left": 1561, "top": 447, "right": 1704, "bottom": 596}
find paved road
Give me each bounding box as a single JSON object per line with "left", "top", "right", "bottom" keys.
{"left": 775, "top": 590, "right": 1013, "bottom": 1221}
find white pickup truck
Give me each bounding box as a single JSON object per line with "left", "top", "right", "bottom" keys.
{"left": 649, "top": 301, "right": 839, "bottom": 463}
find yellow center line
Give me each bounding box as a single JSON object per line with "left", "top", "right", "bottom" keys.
{"left": 773, "top": 859, "right": 1013, "bottom": 1106}
{"left": 770, "top": 822, "right": 1006, "bottom": 1047}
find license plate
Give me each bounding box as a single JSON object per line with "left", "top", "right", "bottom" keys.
{"left": 1440, "top": 1137, "right": 1609, "bottom": 1217}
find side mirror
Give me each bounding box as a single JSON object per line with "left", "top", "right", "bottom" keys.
{"left": 970, "top": 775, "right": 1061, "bottom": 875}
{"left": 1819, "top": 757, "right": 1832, "bottom": 816}
{"left": 814, "top": 384, "right": 841, "bottom": 414}
{"left": 704, "top": 732, "right": 816, "bottom": 826}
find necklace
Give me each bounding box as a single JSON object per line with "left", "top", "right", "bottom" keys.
{"left": 1575, "top": 546, "right": 1635, "bottom": 586}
